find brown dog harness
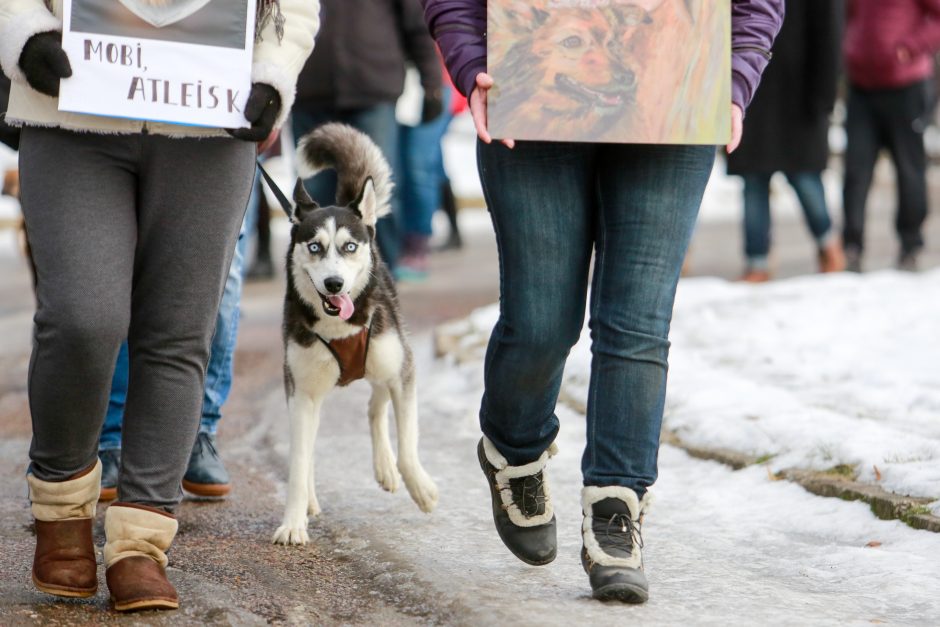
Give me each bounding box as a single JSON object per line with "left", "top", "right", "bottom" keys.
{"left": 317, "top": 327, "right": 371, "bottom": 387}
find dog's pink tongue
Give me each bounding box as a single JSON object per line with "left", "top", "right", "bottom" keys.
{"left": 329, "top": 294, "right": 355, "bottom": 320}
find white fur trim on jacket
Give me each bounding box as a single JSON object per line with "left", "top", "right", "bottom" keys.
{"left": 103, "top": 503, "right": 178, "bottom": 569}
{"left": 27, "top": 459, "right": 101, "bottom": 521}
{"left": 581, "top": 486, "right": 652, "bottom": 569}
{"left": 0, "top": 8, "right": 61, "bottom": 84}
{"left": 482, "top": 436, "right": 558, "bottom": 527}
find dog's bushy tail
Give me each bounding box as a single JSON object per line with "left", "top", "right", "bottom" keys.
{"left": 295, "top": 123, "right": 393, "bottom": 217}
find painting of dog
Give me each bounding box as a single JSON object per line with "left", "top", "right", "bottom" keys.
{"left": 488, "top": 0, "right": 730, "bottom": 144}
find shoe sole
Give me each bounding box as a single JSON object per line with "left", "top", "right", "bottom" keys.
{"left": 592, "top": 582, "right": 649, "bottom": 604}
{"left": 32, "top": 574, "right": 96, "bottom": 598}
{"left": 477, "top": 441, "right": 556, "bottom": 566}
{"left": 181, "top": 480, "right": 230, "bottom": 497}
{"left": 100, "top": 486, "right": 117, "bottom": 501}
{"left": 112, "top": 597, "right": 179, "bottom": 612}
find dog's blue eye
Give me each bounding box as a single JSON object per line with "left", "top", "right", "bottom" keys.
{"left": 307, "top": 243, "right": 321, "bottom": 254}
{"left": 562, "top": 36, "right": 583, "bottom": 49}
{"left": 344, "top": 242, "right": 358, "bottom": 253}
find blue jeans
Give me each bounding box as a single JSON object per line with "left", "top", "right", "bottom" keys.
{"left": 743, "top": 171, "right": 833, "bottom": 269}
{"left": 99, "top": 216, "right": 248, "bottom": 450}
{"left": 291, "top": 104, "right": 401, "bottom": 267}
{"left": 476, "top": 141, "right": 714, "bottom": 495}
{"left": 399, "top": 89, "right": 453, "bottom": 237}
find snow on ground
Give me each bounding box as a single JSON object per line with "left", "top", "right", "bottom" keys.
{"left": 280, "top": 328, "right": 940, "bottom": 625}
{"left": 450, "top": 270, "right": 940, "bottom": 512}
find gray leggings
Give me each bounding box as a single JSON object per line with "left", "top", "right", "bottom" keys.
{"left": 20, "top": 127, "right": 255, "bottom": 510}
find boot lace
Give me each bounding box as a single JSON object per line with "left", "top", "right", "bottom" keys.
{"left": 595, "top": 512, "right": 643, "bottom": 555}
{"left": 504, "top": 472, "right": 548, "bottom": 518}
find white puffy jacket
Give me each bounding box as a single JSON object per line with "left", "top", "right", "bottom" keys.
{"left": 0, "top": 0, "right": 319, "bottom": 137}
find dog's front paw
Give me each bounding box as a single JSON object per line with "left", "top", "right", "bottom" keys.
{"left": 272, "top": 516, "right": 310, "bottom": 545}
{"left": 402, "top": 466, "right": 439, "bottom": 513}
{"left": 374, "top": 451, "right": 400, "bottom": 493}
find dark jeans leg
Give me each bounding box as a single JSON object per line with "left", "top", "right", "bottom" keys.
{"left": 742, "top": 173, "right": 772, "bottom": 268}
{"left": 785, "top": 171, "right": 833, "bottom": 244}
{"left": 476, "top": 140, "right": 595, "bottom": 465}
{"left": 585, "top": 144, "right": 714, "bottom": 494}
{"left": 843, "top": 86, "right": 882, "bottom": 253}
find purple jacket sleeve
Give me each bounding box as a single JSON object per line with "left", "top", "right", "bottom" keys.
{"left": 731, "top": 0, "right": 785, "bottom": 110}
{"left": 424, "top": 0, "right": 784, "bottom": 110}
{"left": 904, "top": 0, "right": 940, "bottom": 56}
{"left": 422, "top": 0, "right": 486, "bottom": 99}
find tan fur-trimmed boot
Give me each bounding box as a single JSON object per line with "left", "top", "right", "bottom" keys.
{"left": 104, "top": 503, "right": 179, "bottom": 612}
{"left": 27, "top": 460, "right": 101, "bottom": 598}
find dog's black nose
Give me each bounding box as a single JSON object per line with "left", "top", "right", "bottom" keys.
{"left": 324, "top": 276, "right": 344, "bottom": 294}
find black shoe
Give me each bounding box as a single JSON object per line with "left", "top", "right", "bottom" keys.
{"left": 845, "top": 246, "right": 862, "bottom": 273}
{"left": 898, "top": 248, "right": 921, "bottom": 272}
{"left": 182, "top": 433, "right": 230, "bottom": 497}
{"left": 477, "top": 437, "right": 557, "bottom": 566}
{"left": 98, "top": 448, "right": 120, "bottom": 501}
{"left": 581, "top": 487, "right": 651, "bottom": 604}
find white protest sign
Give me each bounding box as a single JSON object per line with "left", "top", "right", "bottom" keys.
{"left": 58, "top": 0, "right": 255, "bottom": 128}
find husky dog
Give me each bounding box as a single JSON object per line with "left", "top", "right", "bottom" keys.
{"left": 272, "top": 123, "right": 439, "bottom": 546}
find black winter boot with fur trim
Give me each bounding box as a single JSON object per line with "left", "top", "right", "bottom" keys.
{"left": 580, "top": 486, "right": 651, "bottom": 603}
{"left": 477, "top": 437, "right": 557, "bottom": 566}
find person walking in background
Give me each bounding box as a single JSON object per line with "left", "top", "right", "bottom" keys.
{"left": 842, "top": 0, "right": 940, "bottom": 272}
{"left": 728, "top": 0, "right": 845, "bottom": 282}
{"left": 290, "top": 0, "right": 443, "bottom": 270}
{"left": 423, "top": 0, "right": 783, "bottom": 604}
{"left": 0, "top": 0, "right": 318, "bottom": 613}
{"left": 396, "top": 64, "right": 454, "bottom": 280}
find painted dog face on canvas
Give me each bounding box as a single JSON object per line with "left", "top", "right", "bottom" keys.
{"left": 489, "top": 0, "right": 702, "bottom": 141}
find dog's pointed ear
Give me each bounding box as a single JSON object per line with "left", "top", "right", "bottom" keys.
{"left": 351, "top": 177, "right": 378, "bottom": 227}
{"left": 290, "top": 178, "right": 319, "bottom": 224}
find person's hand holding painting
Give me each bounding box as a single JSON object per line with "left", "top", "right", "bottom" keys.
{"left": 469, "top": 72, "right": 515, "bottom": 149}
{"left": 726, "top": 103, "right": 743, "bottom": 153}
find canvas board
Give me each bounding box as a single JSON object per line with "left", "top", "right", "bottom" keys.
{"left": 58, "top": 0, "right": 255, "bottom": 128}
{"left": 487, "top": 0, "right": 731, "bottom": 144}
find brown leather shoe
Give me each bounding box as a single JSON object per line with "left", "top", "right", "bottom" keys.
{"left": 738, "top": 269, "right": 771, "bottom": 283}
{"left": 32, "top": 518, "right": 97, "bottom": 598}
{"left": 106, "top": 556, "right": 179, "bottom": 612}
{"left": 818, "top": 240, "right": 846, "bottom": 273}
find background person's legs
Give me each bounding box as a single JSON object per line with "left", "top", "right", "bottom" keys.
{"left": 880, "top": 80, "right": 931, "bottom": 262}
{"left": 741, "top": 172, "right": 773, "bottom": 276}
{"left": 842, "top": 86, "right": 883, "bottom": 266}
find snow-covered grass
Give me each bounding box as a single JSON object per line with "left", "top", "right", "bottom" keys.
{"left": 444, "top": 270, "right": 940, "bottom": 514}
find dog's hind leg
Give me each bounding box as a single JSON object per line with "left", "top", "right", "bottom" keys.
{"left": 273, "top": 392, "right": 321, "bottom": 545}
{"left": 369, "top": 382, "right": 400, "bottom": 493}
{"left": 388, "top": 358, "right": 439, "bottom": 513}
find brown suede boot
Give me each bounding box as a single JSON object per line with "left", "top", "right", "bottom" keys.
{"left": 104, "top": 503, "right": 179, "bottom": 612}
{"left": 28, "top": 461, "right": 101, "bottom": 598}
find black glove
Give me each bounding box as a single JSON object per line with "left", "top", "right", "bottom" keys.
{"left": 19, "top": 31, "right": 72, "bottom": 98}
{"left": 420, "top": 91, "right": 444, "bottom": 124}
{"left": 228, "top": 83, "right": 280, "bottom": 142}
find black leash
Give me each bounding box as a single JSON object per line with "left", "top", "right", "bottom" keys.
{"left": 256, "top": 159, "right": 293, "bottom": 214}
